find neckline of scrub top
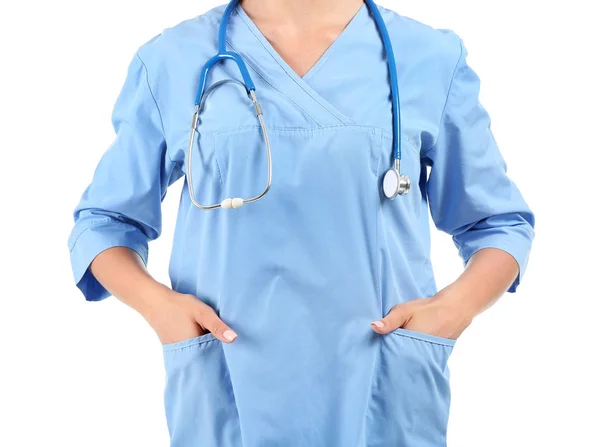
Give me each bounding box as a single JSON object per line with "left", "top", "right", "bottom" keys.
{"left": 209, "top": 4, "right": 369, "bottom": 127}
{"left": 238, "top": 3, "right": 368, "bottom": 82}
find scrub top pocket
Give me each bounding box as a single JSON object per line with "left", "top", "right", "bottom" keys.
{"left": 366, "top": 328, "right": 455, "bottom": 447}
{"left": 162, "top": 333, "right": 242, "bottom": 447}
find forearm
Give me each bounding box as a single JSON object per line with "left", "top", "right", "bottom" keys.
{"left": 441, "top": 247, "right": 520, "bottom": 319}
{"left": 89, "top": 246, "right": 171, "bottom": 319}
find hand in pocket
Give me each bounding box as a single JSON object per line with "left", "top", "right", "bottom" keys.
{"left": 370, "top": 293, "right": 473, "bottom": 340}
{"left": 144, "top": 291, "right": 238, "bottom": 344}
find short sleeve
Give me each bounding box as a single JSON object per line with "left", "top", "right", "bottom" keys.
{"left": 67, "top": 52, "right": 182, "bottom": 301}
{"left": 424, "top": 37, "right": 535, "bottom": 293}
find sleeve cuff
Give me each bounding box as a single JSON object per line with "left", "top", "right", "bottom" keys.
{"left": 68, "top": 219, "right": 149, "bottom": 302}
{"left": 456, "top": 227, "right": 534, "bottom": 293}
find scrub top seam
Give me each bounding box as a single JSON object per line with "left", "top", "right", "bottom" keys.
{"left": 375, "top": 130, "right": 383, "bottom": 306}
{"left": 204, "top": 124, "right": 386, "bottom": 135}
{"left": 69, "top": 220, "right": 150, "bottom": 264}
{"left": 421, "top": 34, "right": 464, "bottom": 158}
{"left": 206, "top": 16, "right": 322, "bottom": 127}
{"left": 381, "top": 132, "right": 421, "bottom": 157}
{"left": 360, "top": 131, "right": 384, "bottom": 444}
{"left": 210, "top": 134, "right": 225, "bottom": 186}
{"left": 234, "top": 5, "right": 355, "bottom": 126}
{"left": 192, "top": 123, "right": 420, "bottom": 159}
{"left": 68, "top": 217, "right": 114, "bottom": 251}
{"left": 195, "top": 123, "right": 419, "bottom": 151}
{"left": 193, "top": 124, "right": 420, "bottom": 158}
{"left": 136, "top": 53, "right": 177, "bottom": 165}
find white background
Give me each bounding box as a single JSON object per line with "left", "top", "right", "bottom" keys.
{"left": 1, "top": 1, "right": 598, "bottom": 446}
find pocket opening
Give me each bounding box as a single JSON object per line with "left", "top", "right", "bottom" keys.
{"left": 391, "top": 327, "right": 456, "bottom": 348}
{"left": 162, "top": 332, "right": 218, "bottom": 352}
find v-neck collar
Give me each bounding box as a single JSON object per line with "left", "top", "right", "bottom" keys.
{"left": 207, "top": 3, "right": 371, "bottom": 127}
{"left": 236, "top": 2, "right": 368, "bottom": 82}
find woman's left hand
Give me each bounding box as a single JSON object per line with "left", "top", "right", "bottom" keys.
{"left": 370, "top": 290, "right": 475, "bottom": 340}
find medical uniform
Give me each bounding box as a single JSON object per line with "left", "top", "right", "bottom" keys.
{"left": 68, "top": 3, "right": 535, "bottom": 446}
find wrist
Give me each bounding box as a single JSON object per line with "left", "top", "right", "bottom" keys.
{"left": 432, "top": 285, "right": 478, "bottom": 327}
{"left": 134, "top": 283, "right": 178, "bottom": 322}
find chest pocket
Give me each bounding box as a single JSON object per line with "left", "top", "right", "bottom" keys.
{"left": 211, "top": 127, "right": 272, "bottom": 204}
{"left": 212, "top": 126, "right": 380, "bottom": 205}
{"left": 208, "top": 126, "right": 424, "bottom": 214}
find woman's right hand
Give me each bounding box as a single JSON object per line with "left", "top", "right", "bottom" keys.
{"left": 144, "top": 290, "right": 238, "bottom": 345}
{"left": 88, "top": 247, "right": 238, "bottom": 345}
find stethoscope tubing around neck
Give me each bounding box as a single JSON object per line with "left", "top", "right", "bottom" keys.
{"left": 219, "top": 0, "right": 238, "bottom": 53}
{"left": 216, "top": 0, "right": 403, "bottom": 163}
{"left": 194, "top": 0, "right": 256, "bottom": 107}
{"left": 186, "top": 0, "right": 408, "bottom": 211}
{"left": 363, "top": 0, "right": 402, "bottom": 163}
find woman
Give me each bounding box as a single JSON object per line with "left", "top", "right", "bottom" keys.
{"left": 67, "top": 0, "right": 535, "bottom": 445}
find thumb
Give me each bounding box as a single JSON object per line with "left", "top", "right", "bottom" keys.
{"left": 194, "top": 302, "right": 238, "bottom": 343}
{"left": 371, "top": 302, "right": 412, "bottom": 334}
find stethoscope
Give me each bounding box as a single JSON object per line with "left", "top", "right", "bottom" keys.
{"left": 187, "top": 0, "right": 410, "bottom": 210}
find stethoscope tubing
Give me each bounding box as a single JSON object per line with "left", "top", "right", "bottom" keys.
{"left": 187, "top": 0, "right": 408, "bottom": 210}
{"left": 363, "top": 0, "right": 402, "bottom": 163}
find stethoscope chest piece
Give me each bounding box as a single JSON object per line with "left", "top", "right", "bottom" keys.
{"left": 383, "top": 168, "right": 411, "bottom": 199}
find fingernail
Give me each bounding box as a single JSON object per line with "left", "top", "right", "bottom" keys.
{"left": 371, "top": 320, "right": 384, "bottom": 328}
{"left": 223, "top": 329, "right": 237, "bottom": 342}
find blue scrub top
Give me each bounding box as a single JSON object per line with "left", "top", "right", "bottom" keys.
{"left": 68, "top": 3, "right": 535, "bottom": 446}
